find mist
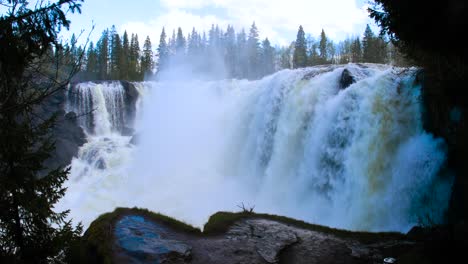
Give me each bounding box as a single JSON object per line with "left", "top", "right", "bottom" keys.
{"left": 56, "top": 62, "right": 453, "bottom": 232}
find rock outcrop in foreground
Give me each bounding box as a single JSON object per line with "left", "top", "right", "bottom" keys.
{"left": 77, "top": 208, "right": 432, "bottom": 264}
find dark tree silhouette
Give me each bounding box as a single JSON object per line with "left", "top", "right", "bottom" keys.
{"left": 370, "top": 4, "right": 468, "bottom": 261}
{"left": 0, "top": 1, "right": 84, "bottom": 262}
{"left": 293, "top": 25, "right": 307, "bottom": 68}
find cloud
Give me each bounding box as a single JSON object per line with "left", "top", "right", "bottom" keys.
{"left": 160, "top": 0, "right": 217, "bottom": 9}
{"left": 121, "top": 0, "right": 376, "bottom": 46}
{"left": 121, "top": 9, "right": 230, "bottom": 47}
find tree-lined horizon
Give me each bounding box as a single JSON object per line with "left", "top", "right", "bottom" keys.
{"left": 68, "top": 22, "right": 404, "bottom": 82}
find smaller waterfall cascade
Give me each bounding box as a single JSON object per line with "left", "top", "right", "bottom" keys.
{"left": 67, "top": 82, "right": 126, "bottom": 134}
{"left": 58, "top": 82, "right": 141, "bottom": 226}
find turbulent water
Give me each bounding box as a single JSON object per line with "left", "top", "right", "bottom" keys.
{"left": 57, "top": 64, "right": 453, "bottom": 232}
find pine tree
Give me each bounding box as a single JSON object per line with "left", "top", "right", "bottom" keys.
{"left": 141, "top": 36, "right": 154, "bottom": 79}
{"left": 305, "top": 34, "right": 314, "bottom": 66}
{"left": 169, "top": 30, "right": 176, "bottom": 55}
{"left": 247, "top": 22, "right": 260, "bottom": 79}
{"left": 215, "top": 24, "right": 222, "bottom": 49}
{"left": 201, "top": 31, "right": 208, "bottom": 53}
{"left": 351, "top": 37, "right": 362, "bottom": 62}
{"left": 236, "top": 28, "right": 247, "bottom": 78}
{"left": 86, "top": 41, "right": 98, "bottom": 79}
{"left": 374, "top": 36, "right": 388, "bottom": 63}
{"left": 187, "top": 28, "right": 198, "bottom": 60}
{"left": 70, "top": 33, "right": 78, "bottom": 60}
{"left": 224, "top": 25, "right": 236, "bottom": 78}
{"left": 279, "top": 44, "right": 293, "bottom": 69}
{"left": 96, "top": 29, "right": 109, "bottom": 80}
{"left": 207, "top": 24, "right": 222, "bottom": 74}
{"left": 208, "top": 24, "right": 220, "bottom": 53}
{"left": 319, "top": 29, "right": 328, "bottom": 64}
{"left": 309, "top": 42, "right": 320, "bottom": 66}
{"left": 361, "top": 25, "right": 388, "bottom": 63}
{"left": 362, "top": 24, "right": 375, "bottom": 62}
{"left": 157, "top": 27, "right": 169, "bottom": 74}
{"left": 293, "top": 25, "right": 307, "bottom": 68}
{"left": 261, "top": 38, "right": 275, "bottom": 76}
{"left": 109, "top": 26, "right": 122, "bottom": 80}
{"left": 129, "top": 34, "right": 140, "bottom": 80}
{"left": 121, "top": 31, "right": 130, "bottom": 80}
{"left": 327, "top": 40, "right": 336, "bottom": 64}
{"left": 175, "top": 27, "right": 186, "bottom": 56}
{"left": 76, "top": 45, "right": 84, "bottom": 70}
{"left": 0, "top": 1, "right": 83, "bottom": 262}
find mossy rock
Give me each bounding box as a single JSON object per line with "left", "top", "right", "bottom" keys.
{"left": 78, "top": 207, "right": 200, "bottom": 263}
{"left": 80, "top": 207, "right": 410, "bottom": 263}
{"left": 203, "top": 211, "right": 405, "bottom": 243}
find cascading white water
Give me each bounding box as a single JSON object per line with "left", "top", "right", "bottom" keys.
{"left": 67, "top": 82, "right": 126, "bottom": 134}
{"left": 57, "top": 64, "right": 453, "bottom": 233}
{"left": 60, "top": 82, "right": 135, "bottom": 225}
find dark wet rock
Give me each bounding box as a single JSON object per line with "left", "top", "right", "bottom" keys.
{"left": 130, "top": 134, "right": 140, "bottom": 145}
{"left": 453, "top": 221, "right": 468, "bottom": 244}
{"left": 82, "top": 208, "right": 424, "bottom": 264}
{"left": 301, "top": 66, "right": 337, "bottom": 80}
{"left": 121, "top": 81, "right": 139, "bottom": 129}
{"left": 280, "top": 236, "right": 354, "bottom": 264}
{"left": 121, "top": 126, "right": 135, "bottom": 136}
{"left": 114, "top": 216, "right": 192, "bottom": 264}
{"left": 339, "top": 68, "right": 355, "bottom": 89}
{"left": 407, "top": 226, "right": 426, "bottom": 241}
{"left": 416, "top": 64, "right": 468, "bottom": 225}
{"left": 95, "top": 158, "right": 106, "bottom": 170}
{"left": 64, "top": 111, "right": 77, "bottom": 120}
{"left": 227, "top": 219, "right": 298, "bottom": 263}
{"left": 38, "top": 89, "right": 86, "bottom": 170}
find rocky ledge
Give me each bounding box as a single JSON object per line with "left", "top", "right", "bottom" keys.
{"left": 36, "top": 88, "right": 86, "bottom": 170}
{"left": 75, "top": 208, "right": 439, "bottom": 264}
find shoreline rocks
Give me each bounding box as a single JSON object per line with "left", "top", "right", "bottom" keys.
{"left": 81, "top": 208, "right": 418, "bottom": 264}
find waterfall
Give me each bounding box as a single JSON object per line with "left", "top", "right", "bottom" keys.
{"left": 57, "top": 64, "right": 453, "bottom": 232}
{"left": 67, "top": 81, "right": 126, "bottom": 134}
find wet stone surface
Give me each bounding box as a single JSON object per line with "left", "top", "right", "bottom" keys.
{"left": 114, "top": 216, "right": 192, "bottom": 263}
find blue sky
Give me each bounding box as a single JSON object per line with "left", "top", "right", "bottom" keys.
{"left": 63, "top": 0, "right": 379, "bottom": 47}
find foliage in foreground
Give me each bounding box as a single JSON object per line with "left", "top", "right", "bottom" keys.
{"left": 0, "top": 0, "right": 84, "bottom": 263}
{"left": 369, "top": 0, "right": 468, "bottom": 224}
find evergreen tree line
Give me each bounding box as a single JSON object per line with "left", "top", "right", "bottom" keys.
{"left": 288, "top": 24, "right": 407, "bottom": 69}
{"left": 157, "top": 22, "right": 275, "bottom": 80}
{"left": 70, "top": 23, "right": 406, "bottom": 82}
{"left": 71, "top": 25, "right": 154, "bottom": 81}
{"left": 68, "top": 22, "right": 274, "bottom": 81}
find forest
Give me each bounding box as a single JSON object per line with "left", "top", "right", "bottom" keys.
{"left": 68, "top": 22, "right": 403, "bottom": 81}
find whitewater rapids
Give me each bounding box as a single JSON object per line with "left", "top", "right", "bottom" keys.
{"left": 57, "top": 64, "right": 452, "bottom": 233}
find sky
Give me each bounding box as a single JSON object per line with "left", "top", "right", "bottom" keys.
{"left": 62, "top": 0, "right": 380, "bottom": 47}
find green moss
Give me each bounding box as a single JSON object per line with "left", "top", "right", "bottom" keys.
{"left": 81, "top": 210, "right": 122, "bottom": 264}
{"left": 127, "top": 207, "right": 202, "bottom": 234}
{"left": 203, "top": 211, "right": 252, "bottom": 235}
{"left": 204, "top": 211, "right": 406, "bottom": 243}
